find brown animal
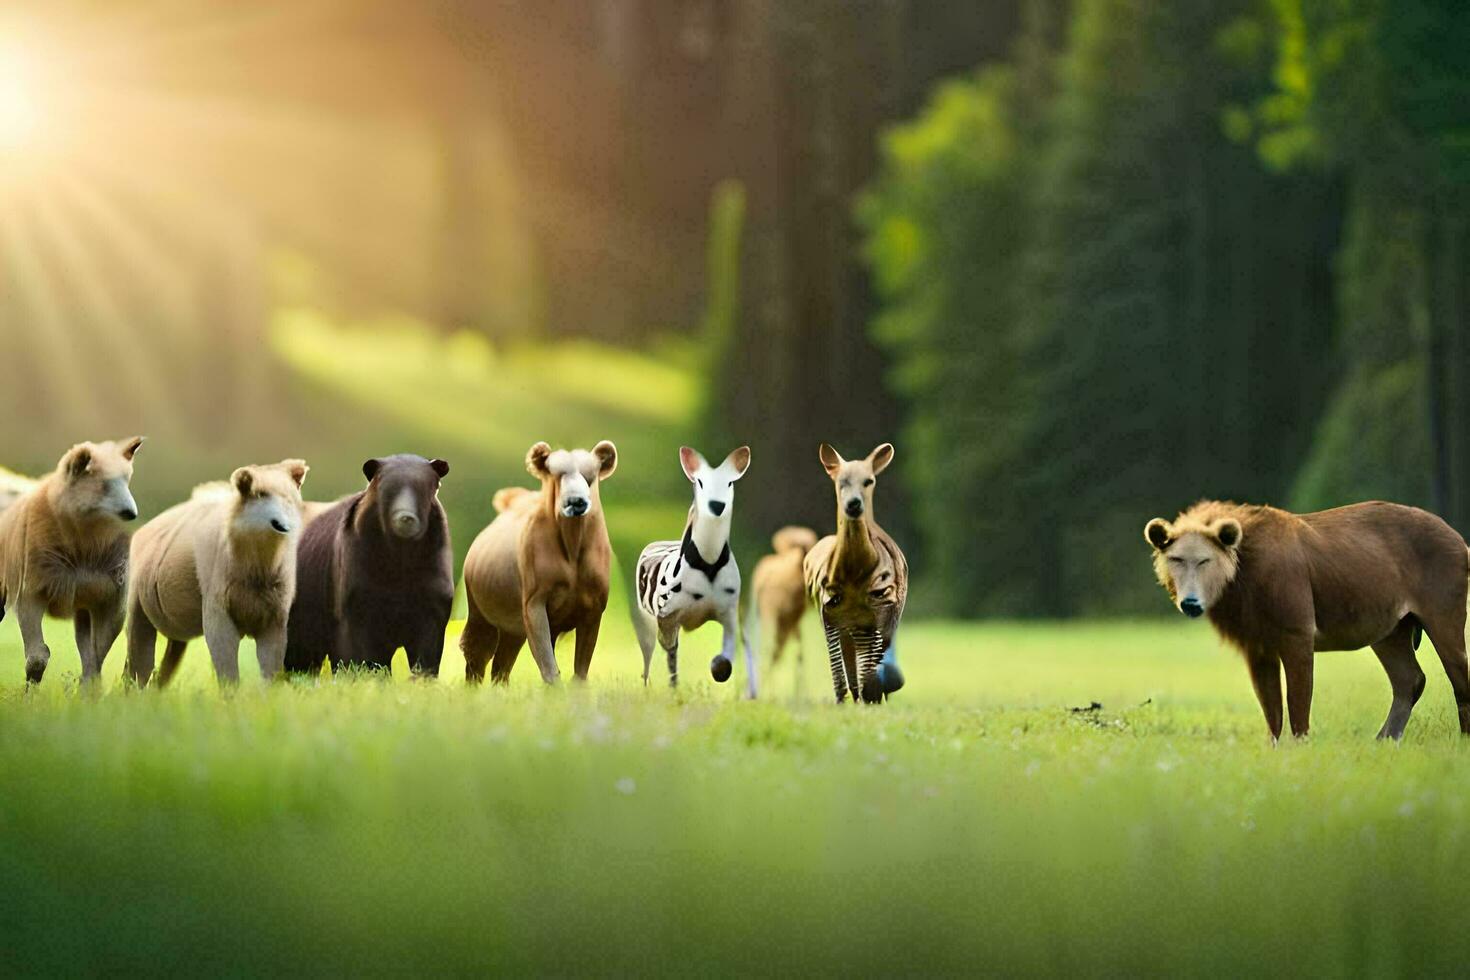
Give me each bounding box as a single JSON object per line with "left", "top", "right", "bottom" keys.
{"left": 804, "top": 443, "right": 909, "bottom": 704}
{"left": 284, "top": 455, "right": 454, "bottom": 676}
{"left": 0, "top": 437, "right": 144, "bottom": 686}
{"left": 1145, "top": 500, "right": 1470, "bottom": 741}
{"left": 125, "top": 460, "right": 309, "bottom": 688}
{"left": 461, "top": 440, "right": 617, "bottom": 684}
{"left": 752, "top": 526, "right": 818, "bottom": 681}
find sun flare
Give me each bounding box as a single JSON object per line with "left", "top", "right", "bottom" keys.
{"left": 0, "top": 41, "right": 45, "bottom": 152}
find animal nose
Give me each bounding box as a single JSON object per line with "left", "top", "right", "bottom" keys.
{"left": 845, "top": 498, "right": 863, "bottom": 517}
{"left": 118, "top": 507, "right": 138, "bottom": 522}
{"left": 392, "top": 512, "right": 420, "bottom": 537}
{"left": 1180, "top": 597, "right": 1204, "bottom": 618}
{"left": 270, "top": 518, "right": 291, "bottom": 534}
{"left": 708, "top": 500, "right": 726, "bottom": 517}
{"left": 564, "top": 497, "right": 589, "bottom": 517}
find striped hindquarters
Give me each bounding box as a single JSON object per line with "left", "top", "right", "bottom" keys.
{"left": 636, "top": 540, "right": 680, "bottom": 618}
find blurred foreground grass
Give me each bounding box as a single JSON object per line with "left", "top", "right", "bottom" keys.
{"left": 4, "top": 613, "right": 1470, "bottom": 974}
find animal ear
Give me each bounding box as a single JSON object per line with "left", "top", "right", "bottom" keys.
{"left": 233, "top": 467, "right": 254, "bottom": 496}
{"left": 120, "top": 436, "right": 145, "bottom": 460}
{"left": 818, "top": 443, "right": 844, "bottom": 475}
{"left": 594, "top": 440, "right": 618, "bottom": 479}
{"left": 725, "top": 445, "right": 751, "bottom": 479}
{"left": 64, "top": 445, "right": 93, "bottom": 478}
{"left": 868, "top": 443, "right": 895, "bottom": 475}
{"left": 1214, "top": 517, "right": 1243, "bottom": 549}
{"left": 525, "top": 442, "right": 552, "bottom": 478}
{"left": 362, "top": 458, "right": 382, "bottom": 482}
{"left": 679, "top": 447, "right": 703, "bottom": 482}
{"left": 429, "top": 459, "right": 450, "bottom": 479}
{"left": 1144, "top": 518, "right": 1173, "bottom": 550}
{"left": 284, "top": 459, "right": 309, "bottom": 488}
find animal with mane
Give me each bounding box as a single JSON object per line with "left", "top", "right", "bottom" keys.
{"left": 634, "top": 446, "right": 755, "bottom": 695}
{"left": 284, "top": 455, "right": 454, "bottom": 676}
{"left": 126, "top": 460, "right": 308, "bottom": 688}
{"left": 751, "top": 526, "right": 818, "bottom": 690}
{"left": 803, "top": 443, "right": 908, "bottom": 704}
{"left": 1145, "top": 500, "right": 1470, "bottom": 740}
{"left": 460, "top": 440, "right": 617, "bottom": 684}
{"left": 0, "top": 437, "right": 144, "bottom": 686}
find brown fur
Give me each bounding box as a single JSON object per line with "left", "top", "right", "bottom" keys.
{"left": 0, "top": 437, "right": 144, "bottom": 685}
{"left": 126, "top": 460, "right": 308, "bottom": 688}
{"left": 1146, "top": 500, "right": 1470, "bottom": 740}
{"left": 752, "top": 526, "right": 817, "bottom": 672}
{"left": 461, "top": 441, "right": 617, "bottom": 684}
{"left": 803, "top": 443, "right": 909, "bottom": 703}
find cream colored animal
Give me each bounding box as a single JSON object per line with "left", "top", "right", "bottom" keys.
{"left": 0, "top": 437, "right": 145, "bottom": 686}
{"left": 752, "top": 526, "right": 818, "bottom": 681}
{"left": 126, "top": 460, "right": 308, "bottom": 688}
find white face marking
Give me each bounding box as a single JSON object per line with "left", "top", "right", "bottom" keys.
{"left": 547, "top": 449, "right": 598, "bottom": 518}
{"left": 237, "top": 493, "right": 297, "bottom": 537}
{"left": 388, "top": 486, "right": 422, "bottom": 538}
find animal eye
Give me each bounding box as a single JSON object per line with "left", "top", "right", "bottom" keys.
{"left": 727, "top": 481, "right": 733, "bottom": 489}
{"left": 697, "top": 479, "right": 703, "bottom": 489}
{"left": 1167, "top": 556, "right": 1184, "bottom": 565}
{"left": 863, "top": 478, "right": 874, "bottom": 487}
{"left": 1198, "top": 558, "right": 1210, "bottom": 567}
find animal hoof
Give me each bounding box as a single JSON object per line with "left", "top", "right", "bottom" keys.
{"left": 24, "top": 661, "right": 45, "bottom": 685}
{"left": 859, "top": 675, "right": 884, "bottom": 704}
{"left": 710, "top": 656, "right": 732, "bottom": 683}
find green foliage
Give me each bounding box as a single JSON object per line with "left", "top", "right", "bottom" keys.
{"left": 10, "top": 618, "right": 1470, "bottom": 972}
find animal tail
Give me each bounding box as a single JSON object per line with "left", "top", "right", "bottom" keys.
{"left": 492, "top": 486, "right": 533, "bottom": 514}
{"left": 0, "top": 466, "right": 38, "bottom": 516}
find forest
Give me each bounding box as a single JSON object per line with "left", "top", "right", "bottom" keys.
{"left": 2, "top": 0, "right": 1468, "bottom": 616}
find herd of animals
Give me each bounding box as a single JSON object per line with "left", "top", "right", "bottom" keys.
{"left": 0, "top": 436, "right": 906, "bottom": 706}
{"left": 3, "top": 434, "right": 1470, "bottom": 741}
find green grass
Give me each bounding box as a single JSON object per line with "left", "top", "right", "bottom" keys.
{"left": 4, "top": 612, "right": 1470, "bottom": 975}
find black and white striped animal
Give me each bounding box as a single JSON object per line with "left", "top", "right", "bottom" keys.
{"left": 634, "top": 446, "right": 756, "bottom": 696}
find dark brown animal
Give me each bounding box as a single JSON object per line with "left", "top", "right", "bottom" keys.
{"left": 284, "top": 455, "right": 454, "bottom": 676}
{"left": 460, "top": 441, "right": 617, "bottom": 684}
{"left": 1145, "top": 500, "right": 1470, "bottom": 740}
{"left": 0, "top": 437, "right": 144, "bottom": 686}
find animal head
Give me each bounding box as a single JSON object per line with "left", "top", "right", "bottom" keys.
{"left": 230, "top": 459, "right": 308, "bottom": 538}
{"left": 680, "top": 445, "right": 750, "bottom": 519}
{"left": 1144, "top": 512, "right": 1243, "bottom": 618}
{"left": 772, "top": 525, "right": 818, "bottom": 555}
{"left": 526, "top": 440, "right": 617, "bottom": 519}
{"left": 362, "top": 454, "right": 449, "bottom": 540}
{"left": 53, "top": 436, "right": 144, "bottom": 524}
{"left": 818, "top": 442, "right": 893, "bottom": 520}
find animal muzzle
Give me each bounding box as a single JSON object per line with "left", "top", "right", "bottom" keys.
{"left": 707, "top": 500, "right": 726, "bottom": 517}
{"left": 844, "top": 497, "right": 864, "bottom": 518}
{"left": 562, "top": 496, "right": 590, "bottom": 518}
{"left": 117, "top": 505, "right": 138, "bottom": 522}
{"left": 270, "top": 518, "right": 293, "bottom": 535}
{"left": 390, "top": 511, "right": 423, "bottom": 539}
{"left": 1180, "top": 597, "right": 1205, "bottom": 618}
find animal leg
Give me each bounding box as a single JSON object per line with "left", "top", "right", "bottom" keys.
{"left": 572, "top": 615, "right": 601, "bottom": 681}
{"left": 710, "top": 608, "right": 736, "bottom": 685}
{"left": 125, "top": 595, "right": 157, "bottom": 687}
{"left": 92, "top": 599, "right": 126, "bottom": 674}
{"left": 661, "top": 624, "right": 680, "bottom": 687}
{"left": 73, "top": 610, "right": 100, "bottom": 690}
{"left": 793, "top": 627, "right": 806, "bottom": 700}
{"left": 521, "top": 600, "right": 563, "bottom": 684}
{"left": 254, "top": 625, "right": 287, "bottom": 682}
{"left": 1245, "top": 651, "right": 1284, "bottom": 741}
{"left": 202, "top": 606, "right": 243, "bottom": 688}
{"left": 17, "top": 594, "right": 50, "bottom": 684}
{"left": 405, "top": 611, "right": 450, "bottom": 679}
{"left": 1424, "top": 607, "right": 1470, "bottom": 735}
{"left": 489, "top": 631, "right": 525, "bottom": 684}
{"left": 822, "top": 618, "right": 849, "bottom": 704}
{"left": 738, "top": 601, "right": 757, "bottom": 700}
{"left": 460, "top": 598, "right": 497, "bottom": 684}
{"left": 635, "top": 606, "right": 658, "bottom": 685}
{"left": 1280, "top": 639, "right": 1314, "bottom": 738}
{"left": 157, "top": 639, "right": 188, "bottom": 689}
{"left": 1371, "top": 618, "right": 1425, "bottom": 740}
{"left": 853, "top": 626, "right": 886, "bottom": 704}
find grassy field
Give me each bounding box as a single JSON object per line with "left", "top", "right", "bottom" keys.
{"left": 5, "top": 608, "right": 1470, "bottom": 975}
